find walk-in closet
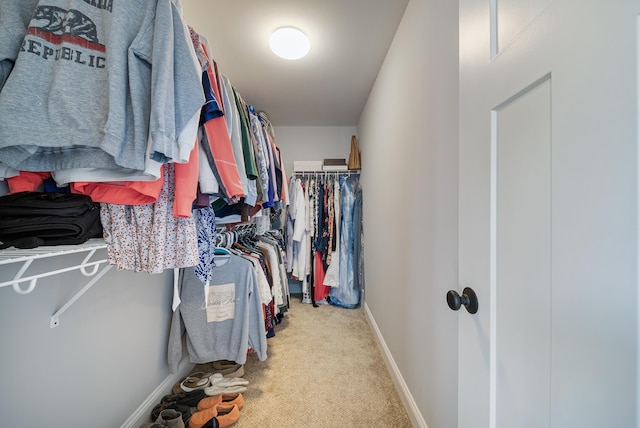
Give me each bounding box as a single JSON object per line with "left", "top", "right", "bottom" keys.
{"left": 2, "top": 0, "right": 638, "bottom": 427}
{"left": 0, "top": 1, "right": 403, "bottom": 426}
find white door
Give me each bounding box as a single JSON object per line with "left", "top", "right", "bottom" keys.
{"left": 457, "top": 1, "right": 639, "bottom": 427}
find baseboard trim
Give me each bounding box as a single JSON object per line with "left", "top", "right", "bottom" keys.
{"left": 120, "top": 360, "right": 195, "bottom": 428}
{"left": 364, "top": 302, "right": 428, "bottom": 428}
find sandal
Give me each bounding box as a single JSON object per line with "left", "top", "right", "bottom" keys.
{"left": 180, "top": 372, "right": 213, "bottom": 392}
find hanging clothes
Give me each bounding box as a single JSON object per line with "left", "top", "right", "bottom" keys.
{"left": 313, "top": 181, "right": 331, "bottom": 302}
{"left": 0, "top": 0, "right": 204, "bottom": 176}
{"left": 167, "top": 255, "right": 267, "bottom": 372}
{"left": 221, "top": 74, "right": 248, "bottom": 197}
{"left": 329, "top": 175, "right": 361, "bottom": 308}
{"left": 193, "top": 206, "right": 217, "bottom": 286}
{"left": 247, "top": 106, "right": 272, "bottom": 208}
{"left": 287, "top": 172, "right": 361, "bottom": 307}
{"left": 100, "top": 163, "right": 199, "bottom": 274}
{"left": 210, "top": 225, "right": 290, "bottom": 335}
{"left": 323, "top": 178, "right": 341, "bottom": 287}
{"left": 233, "top": 90, "right": 259, "bottom": 207}
{"left": 0, "top": 5, "right": 294, "bottom": 301}
{"left": 196, "top": 41, "right": 244, "bottom": 204}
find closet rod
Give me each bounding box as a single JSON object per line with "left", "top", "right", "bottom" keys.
{"left": 291, "top": 170, "right": 360, "bottom": 176}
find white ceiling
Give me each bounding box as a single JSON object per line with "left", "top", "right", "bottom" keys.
{"left": 181, "top": 0, "right": 409, "bottom": 126}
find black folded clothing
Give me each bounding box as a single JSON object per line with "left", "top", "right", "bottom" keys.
{"left": 0, "top": 192, "right": 103, "bottom": 249}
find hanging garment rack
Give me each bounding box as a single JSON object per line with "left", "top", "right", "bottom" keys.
{"left": 291, "top": 170, "right": 360, "bottom": 185}
{"left": 291, "top": 170, "right": 360, "bottom": 177}
{"left": 0, "top": 238, "right": 112, "bottom": 328}
{"left": 215, "top": 223, "right": 257, "bottom": 248}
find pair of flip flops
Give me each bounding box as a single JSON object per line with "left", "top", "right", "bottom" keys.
{"left": 172, "top": 372, "right": 213, "bottom": 394}
{"left": 172, "top": 361, "right": 246, "bottom": 395}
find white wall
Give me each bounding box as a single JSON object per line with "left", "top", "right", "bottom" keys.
{"left": 0, "top": 255, "right": 186, "bottom": 428}
{"left": 273, "top": 125, "right": 357, "bottom": 175}
{"left": 357, "top": 0, "right": 459, "bottom": 426}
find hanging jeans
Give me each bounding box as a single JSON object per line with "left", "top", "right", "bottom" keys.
{"left": 329, "top": 175, "right": 360, "bottom": 308}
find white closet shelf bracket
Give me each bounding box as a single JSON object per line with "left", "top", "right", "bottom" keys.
{"left": 0, "top": 239, "right": 113, "bottom": 328}
{"left": 50, "top": 263, "right": 113, "bottom": 328}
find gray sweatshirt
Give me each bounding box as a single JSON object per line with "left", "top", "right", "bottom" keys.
{"left": 168, "top": 256, "right": 268, "bottom": 373}
{"left": 0, "top": 0, "right": 204, "bottom": 172}
{"left": 0, "top": 0, "right": 39, "bottom": 89}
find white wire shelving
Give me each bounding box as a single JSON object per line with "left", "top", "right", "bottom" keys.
{"left": 0, "top": 238, "right": 112, "bottom": 328}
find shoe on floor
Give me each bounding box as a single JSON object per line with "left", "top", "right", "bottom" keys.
{"left": 172, "top": 377, "right": 187, "bottom": 394}
{"left": 211, "top": 361, "right": 244, "bottom": 378}
{"left": 212, "top": 404, "right": 240, "bottom": 428}
{"left": 180, "top": 372, "right": 212, "bottom": 392}
{"left": 155, "top": 409, "right": 185, "bottom": 428}
{"left": 212, "top": 360, "right": 237, "bottom": 370}
{"left": 188, "top": 405, "right": 217, "bottom": 428}
{"left": 151, "top": 402, "right": 192, "bottom": 422}
{"left": 189, "top": 404, "right": 239, "bottom": 428}
{"left": 204, "top": 384, "right": 247, "bottom": 396}
{"left": 197, "top": 393, "right": 244, "bottom": 411}
{"left": 162, "top": 389, "right": 207, "bottom": 407}
{"left": 202, "top": 418, "right": 219, "bottom": 428}
{"left": 209, "top": 373, "right": 249, "bottom": 387}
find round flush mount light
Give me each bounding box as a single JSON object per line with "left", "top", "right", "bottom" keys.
{"left": 269, "top": 27, "right": 310, "bottom": 60}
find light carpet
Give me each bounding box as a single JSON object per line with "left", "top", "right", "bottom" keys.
{"left": 192, "top": 298, "right": 413, "bottom": 427}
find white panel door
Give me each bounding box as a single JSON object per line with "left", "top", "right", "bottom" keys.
{"left": 457, "top": 1, "right": 639, "bottom": 427}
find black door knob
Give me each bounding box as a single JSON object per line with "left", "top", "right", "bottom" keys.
{"left": 447, "top": 287, "right": 478, "bottom": 314}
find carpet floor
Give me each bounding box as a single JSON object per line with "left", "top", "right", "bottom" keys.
{"left": 192, "top": 298, "right": 413, "bottom": 427}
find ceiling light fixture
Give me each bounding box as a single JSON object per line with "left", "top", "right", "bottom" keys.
{"left": 269, "top": 27, "right": 310, "bottom": 60}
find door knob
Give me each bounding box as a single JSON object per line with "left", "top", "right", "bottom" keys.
{"left": 447, "top": 287, "right": 478, "bottom": 314}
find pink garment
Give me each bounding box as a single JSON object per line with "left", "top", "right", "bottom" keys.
{"left": 314, "top": 251, "right": 330, "bottom": 302}
{"left": 71, "top": 174, "right": 164, "bottom": 206}
{"left": 172, "top": 137, "right": 199, "bottom": 218}
{"left": 100, "top": 163, "right": 199, "bottom": 274}
{"left": 70, "top": 138, "right": 199, "bottom": 215}
{"left": 6, "top": 171, "right": 51, "bottom": 193}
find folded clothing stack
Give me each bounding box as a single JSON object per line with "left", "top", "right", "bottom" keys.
{"left": 322, "top": 158, "right": 348, "bottom": 171}
{"left": 0, "top": 191, "right": 103, "bottom": 249}
{"left": 293, "top": 160, "right": 323, "bottom": 172}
